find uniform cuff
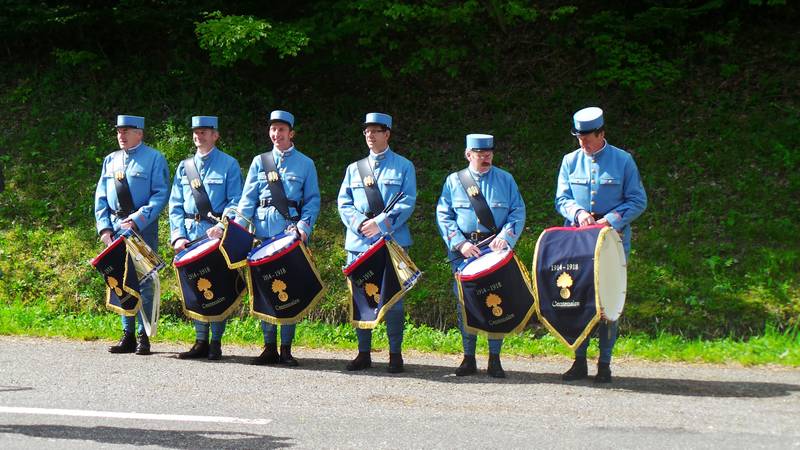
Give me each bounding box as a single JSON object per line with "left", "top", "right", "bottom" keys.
{"left": 374, "top": 212, "right": 389, "bottom": 234}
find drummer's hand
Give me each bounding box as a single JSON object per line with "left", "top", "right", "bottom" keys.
{"left": 359, "top": 219, "right": 381, "bottom": 238}
{"left": 100, "top": 230, "right": 114, "bottom": 247}
{"left": 577, "top": 210, "right": 595, "bottom": 227}
{"left": 489, "top": 237, "right": 508, "bottom": 251}
{"left": 206, "top": 227, "right": 223, "bottom": 239}
{"left": 459, "top": 242, "right": 481, "bottom": 259}
{"left": 120, "top": 218, "right": 137, "bottom": 231}
{"left": 173, "top": 238, "right": 189, "bottom": 253}
{"left": 297, "top": 228, "right": 308, "bottom": 243}
{"left": 600, "top": 309, "right": 608, "bottom": 321}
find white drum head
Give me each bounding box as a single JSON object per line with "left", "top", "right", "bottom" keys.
{"left": 251, "top": 235, "right": 296, "bottom": 260}
{"left": 596, "top": 230, "right": 627, "bottom": 321}
{"left": 461, "top": 250, "right": 510, "bottom": 277}
{"left": 179, "top": 239, "right": 219, "bottom": 261}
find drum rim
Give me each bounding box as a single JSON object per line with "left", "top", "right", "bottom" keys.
{"left": 248, "top": 234, "right": 300, "bottom": 266}
{"left": 174, "top": 238, "right": 221, "bottom": 267}
{"left": 342, "top": 237, "right": 386, "bottom": 276}
{"left": 91, "top": 234, "right": 126, "bottom": 265}
{"left": 457, "top": 250, "right": 514, "bottom": 281}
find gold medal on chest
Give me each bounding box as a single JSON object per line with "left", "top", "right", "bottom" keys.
{"left": 190, "top": 178, "right": 201, "bottom": 189}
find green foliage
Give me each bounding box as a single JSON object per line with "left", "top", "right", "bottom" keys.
{"left": 195, "top": 11, "right": 310, "bottom": 66}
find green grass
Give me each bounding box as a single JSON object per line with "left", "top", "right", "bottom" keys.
{"left": 3, "top": 302, "right": 797, "bottom": 366}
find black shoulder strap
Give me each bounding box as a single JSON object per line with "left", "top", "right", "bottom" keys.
{"left": 357, "top": 157, "right": 385, "bottom": 217}
{"left": 457, "top": 169, "right": 498, "bottom": 233}
{"left": 182, "top": 156, "right": 214, "bottom": 220}
{"left": 260, "top": 152, "right": 293, "bottom": 222}
{"left": 113, "top": 150, "right": 136, "bottom": 216}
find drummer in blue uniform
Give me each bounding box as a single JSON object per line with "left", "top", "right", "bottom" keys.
{"left": 337, "top": 112, "right": 417, "bottom": 374}
{"left": 95, "top": 115, "right": 170, "bottom": 355}
{"left": 436, "top": 134, "right": 526, "bottom": 378}
{"left": 237, "top": 110, "right": 321, "bottom": 366}
{"left": 169, "top": 116, "right": 243, "bottom": 360}
{"left": 556, "top": 107, "right": 647, "bottom": 383}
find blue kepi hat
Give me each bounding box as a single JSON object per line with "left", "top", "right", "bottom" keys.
{"left": 191, "top": 116, "right": 218, "bottom": 129}
{"left": 116, "top": 115, "right": 145, "bottom": 129}
{"left": 571, "top": 107, "right": 604, "bottom": 135}
{"left": 364, "top": 112, "right": 392, "bottom": 129}
{"left": 466, "top": 133, "right": 494, "bottom": 151}
{"left": 269, "top": 110, "right": 295, "bottom": 128}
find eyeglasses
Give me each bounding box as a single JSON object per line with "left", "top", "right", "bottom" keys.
{"left": 363, "top": 129, "right": 387, "bottom": 136}
{"left": 472, "top": 151, "right": 493, "bottom": 158}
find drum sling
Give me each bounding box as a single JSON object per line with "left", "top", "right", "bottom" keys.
{"left": 182, "top": 156, "right": 217, "bottom": 222}
{"left": 113, "top": 150, "right": 136, "bottom": 217}
{"left": 357, "top": 157, "right": 385, "bottom": 218}
{"left": 260, "top": 152, "right": 300, "bottom": 222}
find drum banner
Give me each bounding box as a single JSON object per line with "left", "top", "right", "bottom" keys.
{"left": 248, "top": 237, "right": 326, "bottom": 325}
{"left": 90, "top": 236, "right": 141, "bottom": 317}
{"left": 343, "top": 238, "right": 406, "bottom": 329}
{"left": 532, "top": 225, "right": 603, "bottom": 351}
{"left": 219, "top": 219, "right": 255, "bottom": 269}
{"left": 174, "top": 239, "right": 246, "bottom": 323}
{"left": 456, "top": 251, "right": 536, "bottom": 339}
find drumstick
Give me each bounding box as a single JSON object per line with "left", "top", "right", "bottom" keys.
{"left": 382, "top": 191, "right": 405, "bottom": 214}
{"left": 445, "top": 233, "right": 497, "bottom": 263}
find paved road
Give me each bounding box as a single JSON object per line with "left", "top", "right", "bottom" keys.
{"left": 1, "top": 336, "right": 799, "bottom": 449}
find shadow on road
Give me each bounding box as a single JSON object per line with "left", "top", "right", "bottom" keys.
{"left": 235, "top": 356, "right": 800, "bottom": 399}
{"left": 0, "top": 424, "right": 292, "bottom": 449}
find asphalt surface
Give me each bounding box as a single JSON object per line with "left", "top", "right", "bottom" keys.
{"left": 1, "top": 336, "right": 799, "bottom": 449}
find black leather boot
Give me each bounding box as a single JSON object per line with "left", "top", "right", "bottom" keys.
{"left": 455, "top": 355, "right": 477, "bottom": 376}
{"left": 280, "top": 345, "right": 299, "bottom": 366}
{"left": 252, "top": 343, "right": 280, "bottom": 365}
{"left": 345, "top": 351, "right": 372, "bottom": 371}
{"left": 387, "top": 353, "right": 404, "bottom": 373}
{"left": 178, "top": 340, "right": 209, "bottom": 359}
{"left": 208, "top": 340, "right": 222, "bottom": 361}
{"left": 487, "top": 353, "right": 506, "bottom": 378}
{"left": 135, "top": 332, "right": 151, "bottom": 355}
{"left": 562, "top": 358, "right": 588, "bottom": 381}
{"left": 595, "top": 362, "right": 612, "bottom": 383}
{"left": 108, "top": 331, "right": 136, "bottom": 354}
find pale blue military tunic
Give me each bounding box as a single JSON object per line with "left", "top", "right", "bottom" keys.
{"left": 237, "top": 146, "right": 320, "bottom": 240}
{"left": 555, "top": 140, "right": 647, "bottom": 255}
{"left": 337, "top": 147, "right": 416, "bottom": 251}
{"left": 436, "top": 166, "right": 526, "bottom": 251}
{"left": 168, "top": 147, "right": 243, "bottom": 243}
{"left": 95, "top": 142, "right": 170, "bottom": 245}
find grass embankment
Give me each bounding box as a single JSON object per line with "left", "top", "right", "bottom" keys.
{"left": 3, "top": 302, "right": 798, "bottom": 366}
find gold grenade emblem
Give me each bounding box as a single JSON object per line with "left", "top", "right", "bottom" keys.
{"left": 486, "top": 293, "right": 503, "bottom": 317}
{"left": 272, "top": 279, "right": 289, "bottom": 302}
{"left": 267, "top": 171, "right": 279, "bottom": 182}
{"left": 364, "top": 283, "right": 380, "bottom": 303}
{"left": 364, "top": 175, "right": 375, "bottom": 187}
{"left": 115, "top": 170, "right": 125, "bottom": 181}
{"left": 197, "top": 277, "right": 214, "bottom": 300}
{"left": 190, "top": 178, "right": 201, "bottom": 189}
{"left": 107, "top": 276, "right": 123, "bottom": 296}
{"left": 467, "top": 185, "right": 479, "bottom": 197}
{"left": 557, "top": 272, "right": 573, "bottom": 299}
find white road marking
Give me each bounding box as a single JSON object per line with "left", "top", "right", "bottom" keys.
{"left": 0, "top": 406, "right": 270, "bottom": 425}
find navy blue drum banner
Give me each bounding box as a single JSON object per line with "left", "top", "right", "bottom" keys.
{"left": 174, "top": 237, "right": 247, "bottom": 322}
{"left": 455, "top": 249, "right": 536, "bottom": 339}
{"left": 247, "top": 232, "right": 326, "bottom": 325}
{"left": 343, "top": 237, "right": 421, "bottom": 329}
{"left": 532, "top": 225, "right": 627, "bottom": 351}
{"left": 90, "top": 235, "right": 142, "bottom": 316}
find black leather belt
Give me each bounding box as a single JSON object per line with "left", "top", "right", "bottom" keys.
{"left": 464, "top": 231, "right": 493, "bottom": 242}
{"left": 184, "top": 212, "right": 222, "bottom": 222}
{"left": 259, "top": 198, "right": 299, "bottom": 209}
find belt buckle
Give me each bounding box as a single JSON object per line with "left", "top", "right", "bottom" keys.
{"left": 470, "top": 232, "right": 479, "bottom": 241}
{"left": 193, "top": 213, "right": 201, "bottom": 222}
